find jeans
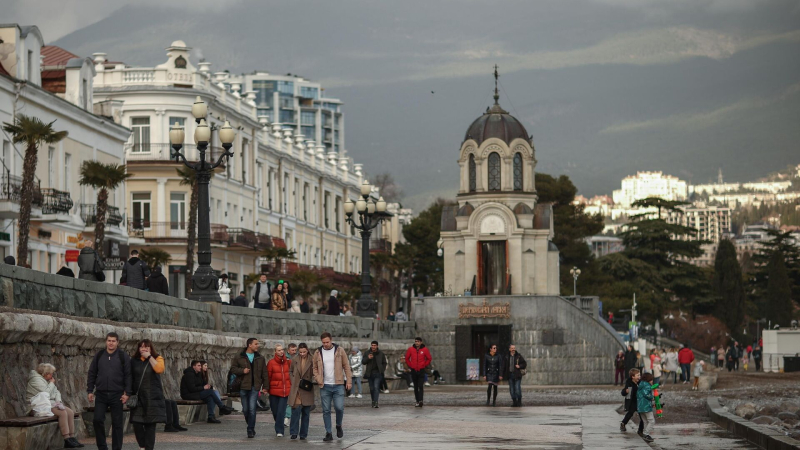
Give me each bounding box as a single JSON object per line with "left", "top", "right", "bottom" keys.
{"left": 290, "top": 405, "right": 312, "bottom": 438}
{"left": 240, "top": 388, "right": 259, "bottom": 433}
{"left": 368, "top": 373, "right": 382, "bottom": 403}
{"left": 640, "top": 411, "right": 655, "bottom": 435}
{"left": 411, "top": 370, "right": 425, "bottom": 402}
{"left": 319, "top": 384, "right": 345, "bottom": 434}
{"left": 654, "top": 377, "right": 661, "bottom": 386}
{"left": 668, "top": 370, "right": 677, "bottom": 384}
{"left": 198, "top": 389, "right": 224, "bottom": 419}
{"left": 93, "top": 390, "right": 124, "bottom": 450}
{"left": 269, "top": 395, "right": 288, "bottom": 435}
{"left": 132, "top": 423, "right": 156, "bottom": 450}
{"left": 615, "top": 368, "right": 625, "bottom": 385}
{"left": 680, "top": 364, "right": 691, "bottom": 382}
{"left": 508, "top": 376, "right": 522, "bottom": 400}
{"left": 755, "top": 358, "right": 761, "bottom": 371}
{"left": 352, "top": 376, "right": 362, "bottom": 395}
{"left": 164, "top": 399, "right": 180, "bottom": 427}
{"left": 380, "top": 374, "right": 388, "bottom": 391}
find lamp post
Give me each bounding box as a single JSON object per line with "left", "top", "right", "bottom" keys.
{"left": 569, "top": 266, "right": 581, "bottom": 296}
{"left": 169, "top": 96, "right": 236, "bottom": 302}
{"left": 345, "top": 181, "right": 389, "bottom": 317}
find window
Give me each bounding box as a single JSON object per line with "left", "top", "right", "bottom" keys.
{"left": 468, "top": 154, "right": 476, "bottom": 192}
{"left": 280, "top": 110, "right": 294, "bottom": 123}
{"left": 170, "top": 192, "right": 186, "bottom": 229}
{"left": 301, "top": 126, "right": 315, "bottom": 140}
{"left": 513, "top": 153, "right": 523, "bottom": 191}
{"left": 257, "top": 109, "right": 273, "bottom": 121}
{"left": 131, "top": 117, "right": 151, "bottom": 152}
{"left": 241, "top": 138, "right": 249, "bottom": 184}
{"left": 301, "top": 111, "right": 316, "bottom": 125}
{"left": 48, "top": 147, "right": 55, "bottom": 188}
{"left": 256, "top": 163, "right": 263, "bottom": 207}
{"left": 268, "top": 169, "right": 273, "bottom": 209}
{"left": 252, "top": 80, "right": 275, "bottom": 107}
{"left": 27, "top": 50, "right": 33, "bottom": 82}
{"left": 300, "top": 86, "right": 319, "bottom": 99}
{"left": 283, "top": 173, "right": 289, "bottom": 213}
{"left": 335, "top": 197, "right": 341, "bottom": 232}
{"left": 64, "top": 153, "right": 71, "bottom": 191}
{"left": 277, "top": 81, "right": 294, "bottom": 95}
{"left": 488, "top": 152, "right": 501, "bottom": 191}
{"left": 131, "top": 193, "right": 151, "bottom": 228}
{"left": 303, "top": 183, "right": 309, "bottom": 221}
{"left": 324, "top": 192, "right": 329, "bottom": 229}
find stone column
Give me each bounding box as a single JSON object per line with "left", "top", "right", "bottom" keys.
{"left": 157, "top": 178, "right": 167, "bottom": 222}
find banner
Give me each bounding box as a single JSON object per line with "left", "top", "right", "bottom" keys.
{"left": 466, "top": 358, "right": 480, "bottom": 381}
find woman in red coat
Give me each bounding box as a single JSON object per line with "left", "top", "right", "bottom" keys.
{"left": 267, "top": 344, "right": 292, "bottom": 437}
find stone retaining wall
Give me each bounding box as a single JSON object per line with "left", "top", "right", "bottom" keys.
{"left": 706, "top": 396, "right": 800, "bottom": 450}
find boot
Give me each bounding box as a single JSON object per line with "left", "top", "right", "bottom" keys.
{"left": 492, "top": 389, "right": 497, "bottom": 407}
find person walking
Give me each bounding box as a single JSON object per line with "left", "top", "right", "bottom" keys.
{"left": 363, "top": 341, "right": 387, "bottom": 408}
{"left": 651, "top": 350, "right": 662, "bottom": 386}
{"left": 252, "top": 274, "right": 272, "bottom": 309}
{"left": 716, "top": 346, "right": 725, "bottom": 369}
{"left": 326, "top": 290, "right": 341, "bottom": 316}
{"left": 267, "top": 344, "right": 292, "bottom": 437}
{"left": 691, "top": 361, "right": 704, "bottom": 390}
{"left": 624, "top": 344, "right": 637, "bottom": 374}
{"left": 620, "top": 368, "right": 644, "bottom": 435}
{"left": 77, "top": 246, "right": 106, "bottom": 282}
{"left": 395, "top": 307, "right": 408, "bottom": 322}
{"left": 635, "top": 351, "right": 645, "bottom": 373}
{"left": 312, "top": 332, "right": 352, "bottom": 442}
{"left": 284, "top": 344, "right": 297, "bottom": 428}
{"left": 271, "top": 283, "right": 287, "bottom": 311}
{"left": 614, "top": 350, "right": 626, "bottom": 385}
{"left": 483, "top": 344, "right": 503, "bottom": 407}
{"left": 725, "top": 345, "right": 737, "bottom": 372}
{"left": 87, "top": 332, "right": 132, "bottom": 450}
{"left": 734, "top": 342, "right": 742, "bottom": 371}
{"left": 502, "top": 344, "right": 527, "bottom": 407}
{"left": 405, "top": 337, "right": 432, "bottom": 407}
{"left": 130, "top": 340, "right": 167, "bottom": 450}
{"left": 288, "top": 343, "right": 315, "bottom": 440}
{"left": 348, "top": 346, "right": 363, "bottom": 399}
{"left": 180, "top": 360, "right": 232, "bottom": 424}
{"left": 120, "top": 250, "right": 149, "bottom": 290}
{"left": 27, "top": 363, "right": 82, "bottom": 448}
{"left": 677, "top": 345, "right": 694, "bottom": 383}
{"left": 230, "top": 338, "right": 267, "bottom": 439}
{"left": 664, "top": 348, "right": 679, "bottom": 384}
{"left": 637, "top": 372, "right": 656, "bottom": 443}
{"left": 752, "top": 345, "right": 763, "bottom": 372}
{"left": 146, "top": 266, "right": 170, "bottom": 295}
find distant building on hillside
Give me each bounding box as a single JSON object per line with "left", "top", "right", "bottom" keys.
{"left": 612, "top": 171, "right": 688, "bottom": 208}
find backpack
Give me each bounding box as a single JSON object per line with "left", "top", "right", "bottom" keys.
{"left": 227, "top": 368, "right": 242, "bottom": 394}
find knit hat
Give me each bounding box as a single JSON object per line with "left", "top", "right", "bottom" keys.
{"left": 352, "top": 345, "right": 360, "bottom": 353}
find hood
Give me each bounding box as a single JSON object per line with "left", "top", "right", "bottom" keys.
{"left": 151, "top": 266, "right": 163, "bottom": 276}
{"left": 183, "top": 367, "right": 197, "bottom": 376}
{"left": 128, "top": 257, "right": 140, "bottom": 264}
{"left": 29, "top": 369, "right": 43, "bottom": 380}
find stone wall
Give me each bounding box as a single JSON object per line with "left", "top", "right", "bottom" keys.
{"left": 414, "top": 295, "right": 625, "bottom": 385}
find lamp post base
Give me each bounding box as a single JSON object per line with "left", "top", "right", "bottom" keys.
{"left": 188, "top": 267, "right": 221, "bottom": 303}
{"left": 355, "top": 294, "right": 377, "bottom": 318}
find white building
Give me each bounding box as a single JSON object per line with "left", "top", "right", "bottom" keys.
{"left": 612, "top": 171, "right": 688, "bottom": 208}
{"left": 92, "top": 40, "right": 366, "bottom": 299}
{"left": 0, "top": 24, "right": 129, "bottom": 275}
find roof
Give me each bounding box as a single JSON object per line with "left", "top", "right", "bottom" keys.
{"left": 41, "top": 46, "right": 79, "bottom": 68}
{"left": 464, "top": 102, "right": 530, "bottom": 146}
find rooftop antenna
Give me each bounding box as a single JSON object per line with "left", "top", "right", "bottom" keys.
{"left": 493, "top": 64, "right": 500, "bottom": 104}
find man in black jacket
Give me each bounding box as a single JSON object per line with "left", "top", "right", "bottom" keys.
{"left": 146, "top": 266, "right": 170, "bottom": 295}
{"left": 620, "top": 368, "right": 644, "bottom": 434}
{"left": 363, "top": 341, "right": 387, "bottom": 408}
{"left": 87, "top": 332, "right": 132, "bottom": 450}
{"left": 501, "top": 344, "right": 528, "bottom": 407}
{"left": 180, "top": 360, "right": 232, "bottom": 423}
{"left": 121, "top": 250, "right": 150, "bottom": 290}
{"left": 231, "top": 291, "right": 248, "bottom": 307}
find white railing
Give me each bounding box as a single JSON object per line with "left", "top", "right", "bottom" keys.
{"left": 122, "top": 69, "right": 156, "bottom": 83}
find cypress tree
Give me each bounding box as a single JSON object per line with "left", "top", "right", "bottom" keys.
{"left": 764, "top": 251, "right": 793, "bottom": 327}
{"left": 713, "top": 239, "right": 745, "bottom": 334}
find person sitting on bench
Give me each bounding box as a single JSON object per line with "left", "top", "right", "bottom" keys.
{"left": 180, "top": 360, "right": 233, "bottom": 423}
{"left": 27, "top": 363, "right": 83, "bottom": 448}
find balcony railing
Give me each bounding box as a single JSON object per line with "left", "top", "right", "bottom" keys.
{"left": 127, "top": 220, "right": 229, "bottom": 243}
{"left": 125, "top": 143, "right": 228, "bottom": 164}
{"left": 369, "top": 238, "right": 392, "bottom": 253}
{"left": 1, "top": 172, "right": 44, "bottom": 206}
{"left": 227, "top": 228, "right": 258, "bottom": 249}
{"left": 81, "top": 204, "right": 123, "bottom": 226}
{"left": 41, "top": 188, "right": 74, "bottom": 214}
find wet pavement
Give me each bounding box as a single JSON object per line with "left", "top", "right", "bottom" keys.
{"left": 78, "top": 402, "right": 757, "bottom": 449}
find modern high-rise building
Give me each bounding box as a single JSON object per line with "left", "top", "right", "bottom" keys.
{"left": 612, "top": 171, "right": 688, "bottom": 208}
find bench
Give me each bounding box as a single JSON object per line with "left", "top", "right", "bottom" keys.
{"left": 81, "top": 406, "right": 132, "bottom": 438}
{"left": 0, "top": 413, "right": 80, "bottom": 450}
{"left": 174, "top": 396, "right": 229, "bottom": 425}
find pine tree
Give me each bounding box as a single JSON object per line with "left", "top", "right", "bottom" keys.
{"left": 764, "top": 251, "right": 794, "bottom": 327}
{"left": 713, "top": 239, "right": 745, "bottom": 334}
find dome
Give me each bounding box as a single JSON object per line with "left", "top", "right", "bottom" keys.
{"left": 464, "top": 102, "right": 530, "bottom": 146}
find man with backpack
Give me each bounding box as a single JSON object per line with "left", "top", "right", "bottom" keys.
{"left": 120, "top": 249, "right": 150, "bottom": 290}
{"left": 86, "top": 332, "right": 132, "bottom": 450}
{"left": 230, "top": 338, "right": 268, "bottom": 439}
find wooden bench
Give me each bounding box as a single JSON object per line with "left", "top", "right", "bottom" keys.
{"left": 174, "top": 396, "right": 229, "bottom": 425}
{"left": 81, "top": 406, "right": 132, "bottom": 438}
{"left": 0, "top": 413, "right": 80, "bottom": 450}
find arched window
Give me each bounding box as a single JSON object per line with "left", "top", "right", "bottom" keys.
{"left": 513, "top": 152, "right": 523, "bottom": 191}
{"left": 468, "top": 154, "right": 476, "bottom": 192}
{"left": 488, "top": 152, "right": 501, "bottom": 191}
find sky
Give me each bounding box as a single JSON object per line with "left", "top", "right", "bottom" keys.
{"left": 7, "top": 0, "right": 800, "bottom": 211}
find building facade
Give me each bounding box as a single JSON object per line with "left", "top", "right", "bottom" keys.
{"left": 92, "top": 41, "right": 364, "bottom": 299}
{"left": 0, "top": 24, "right": 130, "bottom": 276}
{"left": 612, "top": 171, "right": 688, "bottom": 208}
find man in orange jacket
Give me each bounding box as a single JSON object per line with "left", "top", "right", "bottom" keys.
{"left": 404, "top": 337, "right": 432, "bottom": 407}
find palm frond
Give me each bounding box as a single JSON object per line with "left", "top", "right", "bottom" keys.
{"left": 2, "top": 115, "right": 68, "bottom": 146}
{"left": 79, "top": 161, "right": 131, "bottom": 189}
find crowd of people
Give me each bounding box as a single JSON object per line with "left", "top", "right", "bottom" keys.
{"left": 713, "top": 340, "right": 762, "bottom": 372}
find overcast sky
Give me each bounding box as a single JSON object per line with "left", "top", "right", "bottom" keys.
{"left": 7, "top": 0, "right": 800, "bottom": 210}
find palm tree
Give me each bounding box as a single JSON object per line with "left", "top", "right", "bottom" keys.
{"left": 139, "top": 248, "right": 172, "bottom": 271}
{"left": 2, "top": 115, "right": 68, "bottom": 267}
{"left": 79, "top": 161, "right": 131, "bottom": 259}
{"left": 177, "top": 167, "right": 199, "bottom": 294}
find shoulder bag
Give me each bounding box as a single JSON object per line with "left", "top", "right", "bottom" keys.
{"left": 126, "top": 361, "right": 149, "bottom": 409}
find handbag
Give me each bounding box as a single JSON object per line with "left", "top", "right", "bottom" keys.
{"left": 299, "top": 379, "right": 313, "bottom": 392}
{"left": 126, "top": 362, "right": 149, "bottom": 409}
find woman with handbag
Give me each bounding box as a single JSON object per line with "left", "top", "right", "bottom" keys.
{"left": 26, "top": 363, "right": 83, "bottom": 448}
{"left": 130, "top": 339, "right": 167, "bottom": 450}
{"left": 287, "top": 343, "right": 315, "bottom": 440}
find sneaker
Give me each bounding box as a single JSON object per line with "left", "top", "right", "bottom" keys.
{"left": 408, "top": 387, "right": 414, "bottom": 390}
{"left": 620, "top": 422, "right": 626, "bottom": 432}
{"left": 415, "top": 402, "right": 422, "bottom": 407}
{"left": 285, "top": 417, "right": 291, "bottom": 426}
{"left": 409, "top": 383, "right": 414, "bottom": 387}
{"left": 643, "top": 434, "right": 654, "bottom": 443}
{"left": 207, "top": 418, "right": 221, "bottom": 424}
{"left": 348, "top": 394, "right": 356, "bottom": 398}
{"left": 291, "top": 435, "right": 298, "bottom": 440}
{"left": 336, "top": 425, "right": 343, "bottom": 438}
{"left": 323, "top": 433, "right": 333, "bottom": 442}
{"left": 64, "top": 439, "right": 80, "bottom": 449}
{"left": 277, "top": 433, "right": 284, "bottom": 437}
{"left": 356, "top": 394, "right": 362, "bottom": 398}
{"left": 424, "top": 382, "right": 431, "bottom": 386}
{"left": 383, "top": 389, "right": 390, "bottom": 394}
{"left": 300, "top": 437, "right": 306, "bottom": 440}
{"left": 247, "top": 431, "right": 255, "bottom": 439}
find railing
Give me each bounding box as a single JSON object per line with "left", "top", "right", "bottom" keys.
{"left": 125, "top": 143, "right": 228, "bottom": 164}
{"left": 260, "top": 262, "right": 359, "bottom": 288}
{"left": 1, "top": 172, "right": 44, "bottom": 206}
{"left": 81, "top": 204, "right": 123, "bottom": 226}
{"left": 122, "top": 69, "right": 156, "bottom": 83}
{"left": 40, "top": 188, "right": 73, "bottom": 214}
{"left": 369, "top": 238, "right": 392, "bottom": 253}
{"left": 127, "top": 220, "right": 228, "bottom": 243}
{"left": 227, "top": 228, "right": 258, "bottom": 249}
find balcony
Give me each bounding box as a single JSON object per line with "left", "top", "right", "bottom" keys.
{"left": 369, "top": 238, "right": 392, "bottom": 254}
{"left": 0, "top": 173, "right": 42, "bottom": 218}
{"left": 81, "top": 204, "right": 123, "bottom": 227}
{"left": 127, "top": 220, "right": 229, "bottom": 245}
{"left": 125, "top": 143, "right": 228, "bottom": 165}
{"left": 227, "top": 228, "right": 258, "bottom": 250}
{"left": 40, "top": 188, "right": 74, "bottom": 215}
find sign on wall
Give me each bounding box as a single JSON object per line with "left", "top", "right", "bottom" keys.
{"left": 466, "top": 359, "right": 480, "bottom": 380}
{"left": 458, "top": 299, "right": 511, "bottom": 319}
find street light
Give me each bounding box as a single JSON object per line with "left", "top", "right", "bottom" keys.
{"left": 569, "top": 266, "right": 581, "bottom": 296}
{"left": 345, "top": 180, "right": 390, "bottom": 317}
{"left": 169, "top": 96, "right": 236, "bottom": 302}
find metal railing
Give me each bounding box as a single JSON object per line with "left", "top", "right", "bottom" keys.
{"left": 81, "top": 204, "right": 123, "bottom": 226}
{"left": 127, "top": 220, "right": 227, "bottom": 243}
{"left": 227, "top": 228, "right": 258, "bottom": 249}
{"left": 1, "top": 171, "right": 44, "bottom": 206}
{"left": 369, "top": 238, "right": 392, "bottom": 253}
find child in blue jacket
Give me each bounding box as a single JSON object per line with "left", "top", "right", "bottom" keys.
{"left": 637, "top": 372, "right": 655, "bottom": 443}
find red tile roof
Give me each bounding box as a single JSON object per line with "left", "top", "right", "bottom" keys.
{"left": 41, "top": 45, "right": 79, "bottom": 68}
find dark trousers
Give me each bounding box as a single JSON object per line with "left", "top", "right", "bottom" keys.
{"left": 164, "top": 399, "right": 180, "bottom": 427}
{"left": 290, "top": 405, "right": 312, "bottom": 438}
{"left": 680, "top": 364, "right": 691, "bottom": 382}
{"left": 198, "top": 389, "right": 223, "bottom": 418}
{"left": 734, "top": 358, "right": 740, "bottom": 371}
{"left": 397, "top": 372, "right": 412, "bottom": 387}
{"left": 269, "top": 395, "right": 288, "bottom": 435}
{"left": 755, "top": 358, "right": 761, "bottom": 371}
{"left": 133, "top": 423, "right": 157, "bottom": 450}
{"left": 615, "top": 368, "right": 625, "bottom": 385}
{"left": 622, "top": 409, "right": 644, "bottom": 433}
{"left": 411, "top": 370, "right": 425, "bottom": 402}
{"left": 368, "top": 373, "right": 382, "bottom": 403}
{"left": 379, "top": 373, "right": 388, "bottom": 392}
{"left": 93, "top": 390, "right": 124, "bottom": 450}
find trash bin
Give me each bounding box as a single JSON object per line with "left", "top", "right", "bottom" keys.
{"left": 783, "top": 356, "right": 800, "bottom": 372}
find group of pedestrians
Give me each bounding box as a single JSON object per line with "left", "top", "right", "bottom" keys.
{"left": 618, "top": 345, "right": 697, "bottom": 386}
{"left": 716, "top": 341, "right": 762, "bottom": 372}
{"left": 483, "top": 344, "right": 528, "bottom": 407}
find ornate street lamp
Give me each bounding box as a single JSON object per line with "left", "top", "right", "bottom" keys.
{"left": 569, "top": 266, "right": 581, "bottom": 297}
{"left": 169, "top": 96, "right": 236, "bottom": 302}
{"left": 345, "top": 180, "right": 390, "bottom": 317}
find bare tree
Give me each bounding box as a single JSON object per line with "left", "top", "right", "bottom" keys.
{"left": 370, "top": 172, "right": 403, "bottom": 203}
